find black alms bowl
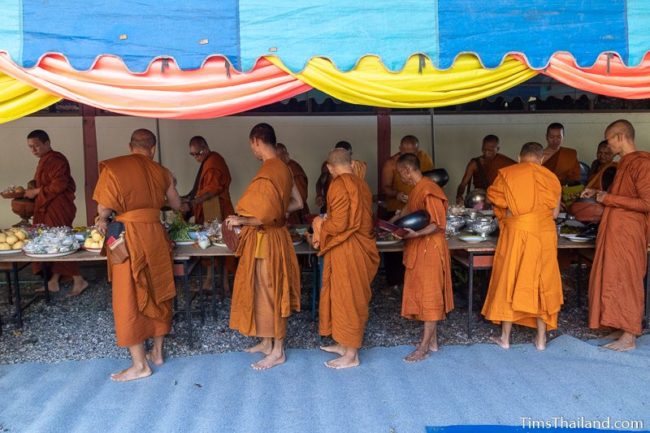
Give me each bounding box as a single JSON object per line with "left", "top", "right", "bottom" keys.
{"left": 394, "top": 210, "right": 430, "bottom": 231}
{"left": 422, "top": 168, "right": 449, "bottom": 187}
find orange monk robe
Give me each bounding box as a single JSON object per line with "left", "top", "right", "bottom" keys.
{"left": 32, "top": 150, "right": 79, "bottom": 277}
{"left": 93, "top": 154, "right": 176, "bottom": 347}
{"left": 468, "top": 153, "right": 516, "bottom": 190}
{"left": 383, "top": 150, "right": 434, "bottom": 211}
{"left": 229, "top": 158, "right": 301, "bottom": 339}
{"left": 481, "top": 163, "right": 563, "bottom": 329}
{"left": 585, "top": 160, "right": 618, "bottom": 190}
{"left": 401, "top": 178, "right": 454, "bottom": 321}
{"left": 543, "top": 147, "right": 581, "bottom": 185}
{"left": 316, "top": 174, "right": 379, "bottom": 348}
{"left": 192, "top": 151, "right": 234, "bottom": 224}
{"left": 588, "top": 152, "right": 650, "bottom": 335}
{"left": 351, "top": 159, "right": 367, "bottom": 180}
{"left": 287, "top": 159, "right": 310, "bottom": 225}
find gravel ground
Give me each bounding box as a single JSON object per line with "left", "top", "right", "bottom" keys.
{"left": 0, "top": 262, "right": 647, "bottom": 365}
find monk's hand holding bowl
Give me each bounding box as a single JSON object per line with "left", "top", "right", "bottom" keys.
{"left": 580, "top": 188, "right": 597, "bottom": 199}
{"left": 396, "top": 228, "right": 417, "bottom": 240}
{"left": 595, "top": 191, "right": 608, "bottom": 203}
{"left": 23, "top": 188, "right": 40, "bottom": 199}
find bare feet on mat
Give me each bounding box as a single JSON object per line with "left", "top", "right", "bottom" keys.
{"left": 429, "top": 340, "right": 439, "bottom": 352}
{"left": 325, "top": 354, "right": 360, "bottom": 369}
{"left": 602, "top": 329, "right": 623, "bottom": 340}
{"left": 319, "top": 344, "right": 346, "bottom": 356}
{"left": 490, "top": 335, "right": 510, "bottom": 350}
{"left": 403, "top": 347, "right": 430, "bottom": 363}
{"left": 603, "top": 332, "right": 636, "bottom": 352}
{"left": 251, "top": 352, "right": 285, "bottom": 371}
{"left": 110, "top": 364, "right": 152, "bottom": 382}
{"left": 67, "top": 280, "right": 89, "bottom": 297}
{"left": 534, "top": 334, "right": 547, "bottom": 351}
{"left": 245, "top": 340, "right": 272, "bottom": 355}
{"left": 146, "top": 351, "right": 164, "bottom": 366}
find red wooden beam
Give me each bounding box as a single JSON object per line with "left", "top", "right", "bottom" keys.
{"left": 80, "top": 104, "right": 99, "bottom": 226}
{"left": 376, "top": 108, "right": 391, "bottom": 195}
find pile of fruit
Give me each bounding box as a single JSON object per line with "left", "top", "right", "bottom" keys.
{"left": 0, "top": 227, "right": 28, "bottom": 251}
{"left": 83, "top": 228, "right": 105, "bottom": 250}
{"left": 1, "top": 185, "right": 26, "bottom": 199}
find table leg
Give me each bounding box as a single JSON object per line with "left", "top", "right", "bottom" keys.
{"left": 12, "top": 263, "right": 22, "bottom": 328}
{"left": 467, "top": 252, "right": 474, "bottom": 339}
{"left": 198, "top": 261, "right": 205, "bottom": 325}
{"left": 311, "top": 255, "right": 322, "bottom": 322}
{"left": 183, "top": 262, "right": 193, "bottom": 348}
{"left": 42, "top": 263, "right": 51, "bottom": 304}
{"left": 211, "top": 257, "right": 218, "bottom": 320}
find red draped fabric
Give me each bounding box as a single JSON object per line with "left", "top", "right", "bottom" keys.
{"left": 0, "top": 53, "right": 311, "bottom": 119}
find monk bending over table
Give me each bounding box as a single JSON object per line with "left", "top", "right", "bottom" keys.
{"left": 277, "top": 142, "right": 310, "bottom": 225}
{"left": 583, "top": 119, "right": 650, "bottom": 351}
{"left": 94, "top": 129, "right": 181, "bottom": 382}
{"left": 394, "top": 153, "right": 454, "bottom": 362}
{"left": 482, "top": 142, "right": 562, "bottom": 350}
{"left": 312, "top": 148, "right": 379, "bottom": 369}
{"left": 225, "top": 123, "right": 303, "bottom": 370}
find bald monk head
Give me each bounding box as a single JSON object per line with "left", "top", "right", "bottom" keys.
{"left": 248, "top": 122, "right": 278, "bottom": 161}
{"left": 545, "top": 123, "right": 564, "bottom": 151}
{"left": 399, "top": 135, "right": 420, "bottom": 155}
{"left": 605, "top": 119, "right": 636, "bottom": 156}
{"left": 482, "top": 135, "right": 500, "bottom": 161}
{"left": 276, "top": 142, "right": 291, "bottom": 164}
{"left": 188, "top": 135, "right": 210, "bottom": 163}
{"left": 519, "top": 142, "right": 544, "bottom": 164}
{"left": 325, "top": 148, "right": 354, "bottom": 178}
{"left": 129, "top": 129, "right": 157, "bottom": 160}
{"left": 27, "top": 129, "right": 52, "bottom": 158}
{"left": 396, "top": 153, "right": 423, "bottom": 186}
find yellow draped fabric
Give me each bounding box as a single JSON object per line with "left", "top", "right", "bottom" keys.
{"left": 268, "top": 54, "right": 538, "bottom": 108}
{"left": 0, "top": 72, "right": 61, "bottom": 124}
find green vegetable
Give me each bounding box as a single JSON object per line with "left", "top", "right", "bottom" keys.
{"left": 168, "top": 212, "right": 193, "bottom": 241}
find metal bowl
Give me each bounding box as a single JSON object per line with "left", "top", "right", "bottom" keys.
{"left": 395, "top": 210, "right": 430, "bottom": 231}
{"left": 470, "top": 217, "right": 498, "bottom": 238}
{"left": 465, "top": 189, "right": 488, "bottom": 210}
{"left": 422, "top": 168, "right": 449, "bottom": 187}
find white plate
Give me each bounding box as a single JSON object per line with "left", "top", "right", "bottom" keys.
{"left": 458, "top": 235, "right": 486, "bottom": 243}
{"left": 0, "top": 249, "right": 21, "bottom": 255}
{"left": 568, "top": 237, "right": 593, "bottom": 243}
{"left": 174, "top": 240, "right": 195, "bottom": 246}
{"left": 559, "top": 233, "right": 578, "bottom": 238}
{"left": 23, "top": 249, "right": 78, "bottom": 258}
{"left": 82, "top": 247, "right": 102, "bottom": 253}
{"left": 292, "top": 240, "right": 304, "bottom": 246}
{"left": 212, "top": 242, "right": 227, "bottom": 248}
{"left": 565, "top": 220, "right": 586, "bottom": 228}
{"left": 376, "top": 239, "right": 402, "bottom": 246}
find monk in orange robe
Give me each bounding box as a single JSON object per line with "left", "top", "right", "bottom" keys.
{"left": 315, "top": 141, "right": 367, "bottom": 211}
{"left": 93, "top": 129, "right": 181, "bottom": 381}
{"left": 311, "top": 148, "right": 379, "bottom": 369}
{"left": 381, "top": 135, "right": 434, "bottom": 289}
{"left": 392, "top": 153, "right": 453, "bottom": 362}
{"left": 542, "top": 122, "right": 581, "bottom": 185}
{"left": 225, "top": 123, "right": 303, "bottom": 370}
{"left": 24, "top": 129, "right": 88, "bottom": 295}
{"left": 482, "top": 142, "right": 562, "bottom": 350}
{"left": 586, "top": 140, "right": 617, "bottom": 191}
{"left": 181, "top": 136, "right": 235, "bottom": 290}
{"left": 277, "top": 143, "right": 310, "bottom": 225}
{"left": 181, "top": 136, "right": 234, "bottom": 224}
{"left": 582, "top": 119, "right": 650, "bottom": 351}
{"left": 455, "top": 134, "right": 515, "bottom": 205}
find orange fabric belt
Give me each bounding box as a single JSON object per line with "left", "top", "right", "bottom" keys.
{"left": 115, "top": 208, "right": 160, "bottom": 224}
{"left": 503, "top": 211, "right": 555, "bottom": 233}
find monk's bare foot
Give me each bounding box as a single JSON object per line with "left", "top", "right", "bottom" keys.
{"left": 325, "top": 354, "right": 360, "bottom": 369}
{"left": 603, "top": 330, "right": 623, "bottom": 340}
{"left": 319, "top": 344, "right": 346, "bottom": 356}
{"left": 245, "top": 340, "right": 272, "bottom": 355}
{"left": 429, "top": 341, "right": 439, "bottom": 352}
{"left": 44, "top": 280, "right": 60, "bottom": 293}
{"left": 146, "top": 351, "right": 164, "bottom": 366}
{"left": 490, "top": 335, "right": 510, "bottom": 349}
{"left": 535, "top": 334, "right": 547, "bottom": 351}
{"left": 603, "top": 333, "right": 636, "bottom": 352}
{"left": 67, "top": 280, "right": 89, "bottom": 297}
{"left": 251, "top": 352, "right": 285, "bottom": 371}
{"left": 110, "top": 364, "right": 152, "bottom": 382}
{"left": 404, "top": 347, "right": 430, "bottom": 363}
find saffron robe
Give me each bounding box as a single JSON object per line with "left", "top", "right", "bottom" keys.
{"left": 383, "top": 150, "right": 434, "bottom": 211}
{"left": 191, "top": 151, "right": 234, "bottom": 223}
{"left": 543, "top": 147, "right": 581, "bottom": 185}
{"left": 287, "top": 159, "right": 310, "bottom": 225}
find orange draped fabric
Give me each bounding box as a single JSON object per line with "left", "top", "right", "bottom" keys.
{"left": 192, "top": 151, "right": 234, "bottom": 224}
{"left": 317, "top": 173, "right": 379, "bottom": 348}
{"left": 287, "top": 159, "right": 310, "bottom": 225}
{"left": 93, "top": 154, "right": 176, "bottom": 347}
{"left": 540, "top": 53, "right": 650, "bottom": 100}
{"left": 230, "top": 158, "right": 301, "bottom": 339}
{"left": 589, "top": 152, "right": 650, "bottom": 335}
{"left": 32, "top": 150, "right": 79, "bottom": 278}
{"left": 351, "top": 160, "right": 367, "bottom": 180}
{"left": 482, "top": 163, "right": 563, "bottom": 329}
{"left": 383, "top": 150, "right": 434, "bottom": 212}
{"left": 470, "top": 153, "right": 516, "bottom": 190}
{"left": 0, "top": 53, "right": 311, "bottom": 119}
{"left": 586, "top": 161, "right": 618, "bottom": 190}
{"left": 542, "top": 147, "right": 581, "bottom": 185}
{"left": 401, "top": 178, "right": 454, "bottom": 321}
